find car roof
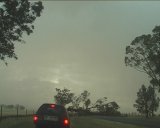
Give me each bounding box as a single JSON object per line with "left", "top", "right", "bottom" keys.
{"left": 36, "top": 103, "right": 67, "bottom": 114}
{"left": 40, "top": 103, "right": 65, "bottom": 108}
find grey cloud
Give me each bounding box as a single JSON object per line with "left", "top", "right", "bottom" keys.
{"left": 1, "top": 1, "right": 160, "bottom": 113}
{"left": 0, "top": 77, "right": 56, "bottom": 109}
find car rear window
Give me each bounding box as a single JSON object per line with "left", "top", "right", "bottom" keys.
{"left": 36, "top": 104, "right": 66, "bottom": 116}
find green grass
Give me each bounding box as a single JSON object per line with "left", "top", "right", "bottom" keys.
{"left": 0, "top": 117, "right": 34, "bottom": 128}
{"left": 71, "top": 116, "right": 145, "bottom": 128}
{"left": 0, "top": 116, "right": 146, "bottom": 128}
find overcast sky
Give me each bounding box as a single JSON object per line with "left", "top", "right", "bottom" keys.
{"left": 0, "top": 1, "right": 160, "bottom": 113}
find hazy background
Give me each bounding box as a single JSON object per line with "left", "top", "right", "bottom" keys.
{"left": 0, "top": 1, "right": 160, "bottom": 113}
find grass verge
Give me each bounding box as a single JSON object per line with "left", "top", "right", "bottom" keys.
{"left": 0, "top": 117, "right": 34, "bottom": 128}
{"left": 71, "top": 116, "right": 145, "bottom": 128}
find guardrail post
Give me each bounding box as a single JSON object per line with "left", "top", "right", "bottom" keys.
{"left": 0, "top": 105, "right": 2, "bottom": 118}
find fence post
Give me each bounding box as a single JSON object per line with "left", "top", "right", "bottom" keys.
{"left": 0, "top": 105, "right": 2, "bottom": 118}
{"left": 26, "top": 109, "right": 27, "bottom": 116}
{"left": 16, "top": 105, "right": 19, "bottom": 118}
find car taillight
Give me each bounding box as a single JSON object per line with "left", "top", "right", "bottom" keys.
{"left": 33, "top": 115, "right": 38, "bottom": 123}
{"left": 50, "top": 104, "right": 55, "bottom": 108}
{"left": 63, "top": 119, "right": 69, "bottom": 126}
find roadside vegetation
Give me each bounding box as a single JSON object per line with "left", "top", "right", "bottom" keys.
{"left": 71, "top": 116, "right": 145, "bottom": 128}
{"left": 54, "top": 88, "right": 121, "bottom": 116}
{"left": 0, "top": 117, "right": 33, "bottom": 128}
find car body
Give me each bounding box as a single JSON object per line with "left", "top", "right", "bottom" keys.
{"left": 33, "top": 103, "right": 70, "bottom": 128}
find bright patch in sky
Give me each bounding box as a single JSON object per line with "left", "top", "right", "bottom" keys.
{"left": 50, "top": 78, "right": 59, "bottom": 84}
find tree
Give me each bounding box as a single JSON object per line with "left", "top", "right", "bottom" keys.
{"left": 54, "top": 88, "right": 74, "bottom": 106}
{"left": 0, "top": 0, "right": 44, "bottom": 64}
{"left": 147, "top": 86, "right": 160, "bottom": 116}
{"left": 84, "top": 99, "right": 91, "bottom": 110}
{"left": 105, "top": 101, "right": 120, "bottom": 115}
{"left": 71, "top": 95, "right": 82, "bottom": 109}
{"left": 93, "top": 97, "right": 120, "bottom": 115}
{"left": 94, "top": 97, "right": 107, "bottom": 113}
{"left": 80, "top": 90, "right": 90, "bottom": 109}
{"left": 125, "top": 26, "right": 160, "bottom": 91}
{"left": 134, "top": 85, "right": 160, "bottom": 118}
{"left": 108, "top": 101, "right": 119, "bottom": 111}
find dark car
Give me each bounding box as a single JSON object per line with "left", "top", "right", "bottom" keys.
{"left": 33, "top": 103, "right": 70, "bottom": 128}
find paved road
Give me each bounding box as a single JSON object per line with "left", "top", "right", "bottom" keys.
{"left": 97, "top": 116, "right": 160, "bottom": 128}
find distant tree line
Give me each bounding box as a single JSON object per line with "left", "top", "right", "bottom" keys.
{"left": 54, "top": 88, "right": 121, "bottom": 116}
{"left": 0, "top": 104, "right": 25, "bottom": 110}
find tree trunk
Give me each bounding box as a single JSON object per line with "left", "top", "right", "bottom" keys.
{"left": 146, "top": 112, "right": 149, "bottom": 118}
{"left": 145, "top": 109, "right": 149, "bottom": 118}
{"left": 151, "top": 110, "right": 154, "bottom": 117}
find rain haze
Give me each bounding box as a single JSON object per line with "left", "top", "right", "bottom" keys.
{"left": 0, "top": 1, "right": 160, "bottom": 113}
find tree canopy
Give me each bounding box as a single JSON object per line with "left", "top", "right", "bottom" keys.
{"left": 54, "top": 88, "right": 74, "bottom": 106}
{"left": 94, "top": 97, "right": 108, "bottom": 113}
{"left": 93, "top": 97, "right": 120, "bottom": 115}
{"left": 71, "top": 95, "right": 82, "bottom": 109}
{"left": 134, "top": 85, "right": 160, "bottom": 118}
{"left": 0, "top": 0, "right": 43, "bottom": 64}
{"left": 125, "top": 26, "right": 160, "bottom": 91}
{"left": 80, "top": 90, "right": 90, "bottom": 109}
{"left": 54, "top": 89, "right": 120, "bottom": 116}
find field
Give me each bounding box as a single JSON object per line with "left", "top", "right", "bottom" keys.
{"left": 97, "top": 116, "right": 160, "bottom": 128}
{"left": 0, "top": 117, "right": 33, "bottom": 128}
{"left": 71, "top": 116, "right": 145, "bottom": 128}
{"left": 0, "top": 116, "right": 153, "bottom": 128}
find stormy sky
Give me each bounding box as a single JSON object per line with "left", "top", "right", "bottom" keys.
{"left": 0, "top": 1, "right": 160, "bottom": 113}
